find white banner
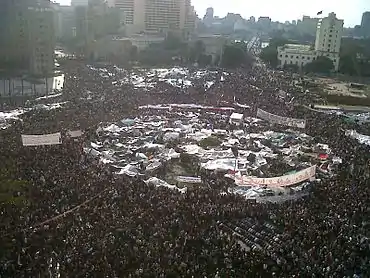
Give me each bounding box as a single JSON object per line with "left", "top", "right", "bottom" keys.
{"left": 21, "top": 132, "right": 62, "bottom": 146}
{"left": 68, "top": 130, "right": 83, "bottom": 138}
{"left": 176, "top": 176, "right": 202, "bottom": 183}
{"left": 345, "top": 130, "right": 370, "bottom": 146}
{"left": 235, "top": 165, "right": 316, "bottom": 187}
{"left": 257, "top": 108, "right": 306, "bottom": 128}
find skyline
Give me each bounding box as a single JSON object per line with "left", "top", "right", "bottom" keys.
{"left": 54, "top": 0, "right": 369, "bottom": 27}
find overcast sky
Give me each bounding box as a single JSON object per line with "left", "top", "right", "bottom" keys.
{"left": 55, "top": 0, "right": 369, "bottom": 27}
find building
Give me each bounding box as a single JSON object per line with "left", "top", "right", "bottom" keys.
{"left": 203, "top": 7, "right": 214, "bottom": 26}
{"left": 113, "top": 0, "right": 195, "bottom": 37}
{"left": 194, "top": 34, "right": 229, "bottom": 64}
{"left": 75, "top": 0, "right": 124, "bottom": 55}
{"left": 258, "top": 16, "right": 271, "bottom": 29}
{"left": 361, "top": 12, "right": 370, "bottom": 37}
{"left": 297, "top": 16, "right": 319, "bottom": 36}
{"left": 71, "top": 0, "right": 89, "bottom": 7}
{"left": 87, "top": 34, "right": 165, "bottom": 60}
{"left": 277, "top": 12, "right": 343, "bottom": 71}
{"left": 53, "top": 4, "right": 75, "bottom": 40}
{"left": 0, "top": 0, "right": 56, "bottom": 77}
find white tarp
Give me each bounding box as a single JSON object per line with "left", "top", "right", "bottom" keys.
{"left": 257, "top": 108, "right": 306, "bottom": 129}
{"left": 345, "top": 130, "right": 370, "bottom": 146}
{"left": 176, "top": 176, "right": 202, "bottom": 183}
{"left": 145, "top": 177, "right": 187, "bottom": 193}
{"left": 235, "top": 165, "right": 316, "bottom": 187}
{"left": 21, "top": 132, "right": 62, "bottom": 146}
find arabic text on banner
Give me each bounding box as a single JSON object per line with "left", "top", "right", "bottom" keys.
{"left": 235, "top": 165, "right": 316, "bottom": 187}
{"left": 21, "top": 132, "right": 62, "bottom": 146}
{"left": 176, "top": 176, "right": 202, "bottom": 183}
{"left": 257, "top": 108, "right": 306, "bottom": 128}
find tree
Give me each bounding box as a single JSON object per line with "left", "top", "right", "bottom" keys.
{"left": 129, "top": 45, "right": 138, "bottom": 61}
{"left": 221, "top": 45, "right": 254, "bottom": 68}
{"left": 259, "top": 37, "right": 291, "bottom": 67}
{"left": 304, "top": 56, "right": 334, "bottom": 73}
{"left": 163, "top": 33, "right": 183, "bottom": 50}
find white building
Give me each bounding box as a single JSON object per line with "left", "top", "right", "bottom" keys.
{"left": 278, "top": 44, "right": 316, "bottom": 68}
{"left": 277, "top": 12, "right": 343, "bottom": 71}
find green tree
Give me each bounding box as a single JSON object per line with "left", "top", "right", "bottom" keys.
{"left": 304, "top": 56, "right": 334, "bottom": 73}
{"left": 259, "top": 37, "right": 291, "bottom": 67}
{"left": 221, "top": 45, "right": 254, "bottom": 68}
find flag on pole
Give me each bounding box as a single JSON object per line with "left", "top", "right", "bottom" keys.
{"left": 317, "top": 11, "right": 323, "bottom": 15}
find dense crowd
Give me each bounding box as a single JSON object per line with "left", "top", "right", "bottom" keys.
{"left": 0, "top": 61, "right": 369, "bottom": 277}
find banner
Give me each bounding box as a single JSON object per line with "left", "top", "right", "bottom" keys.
{"left": 345, "top": 130, "right": 370, "bottom": 146}
{"left": 257, "top": 108, "right": 306, "bottom": 128}
{"left": 176, "top": 176, "right": 202, "bottom": 183}
{"left": 68, "top": 130, "right": 83, "bottom": 138}
{"left": 22, "top": 132, "right": 62, "bottom": 146}
{"left": 235, "top": 165, "right": 316, "bottom": 187}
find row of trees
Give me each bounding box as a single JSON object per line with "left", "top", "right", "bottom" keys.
{"left": 114, "top": 34, "right": 254, "bottom": 68}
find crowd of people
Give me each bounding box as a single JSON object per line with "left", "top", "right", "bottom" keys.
{"left": 0, "top": 60, "right": 369, "bottom": 277}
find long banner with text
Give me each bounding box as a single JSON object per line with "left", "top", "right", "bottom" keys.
{"left": 257, "top": 108, "right": 306, "bottom": 128}
{"left": 235, "top": 165, "right": 316, "bottom": 187}
{"left": 21, "top": 132, "right": 62, "bottom": 146}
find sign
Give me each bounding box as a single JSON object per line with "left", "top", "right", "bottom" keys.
{"left": 257, "top": 108, "right": 306, "bottom": 128}
{"left": 176, "top": 176, "right": 202, "bottom": 183}
{"left": 235, "top": 165, "right": 316, "bottom": 187}
{"left": 68, "top": 130, "right": 83, "bottom": 138}
{"left": 21, "top": 132, "right": 62, "bottom": 146}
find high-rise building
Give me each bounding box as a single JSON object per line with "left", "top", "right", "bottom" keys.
{"left": 204, "top": 7, "right": 214, "bottom": 20}
{"left": 315, "top": 13, "right": 343, "bottom": 54}
{"left": 113, "top": 0, "right": 195, "bottom": 36}
{"left": 361, "top": 11, "right": 370, "bottom": 37}
{"left": 0, "top": 0, "right": 56, "bottom": 76}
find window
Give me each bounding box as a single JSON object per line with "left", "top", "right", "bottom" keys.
{"left": 333, "top": 59, "right": 336, "bottom": 62}
{"left": 328, "top": 48, "right": 330, "bottom": 52}
{"left": 329, "top": 34, "right": 332, "bottom": 37}
{"left": 296, "top": 56, "right": 299, "bottom": 59}
{"left": 302, "top": 56, "right": 305, "bottom": 59}
{"left": 330, "top": 29, "right": 333, "bottom": 33}
{"left": 290, "top": 61, "right": 293, "bottom": 64}
{"left": 291, "top": 55, "right": 293, "bottom": 58}
{"left": 280, "top": 54, "right": 282, "bottom": 57}
{"left": 285, "top": 55, "right": 288, "bottom": 58}
{"left": 328, "top": 39, "right": 331, "bottom": 43}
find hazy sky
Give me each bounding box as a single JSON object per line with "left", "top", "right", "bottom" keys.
{"left": 55, "top": 0, "right": 369, "bottom": 27}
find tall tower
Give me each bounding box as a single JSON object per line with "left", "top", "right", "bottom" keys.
{"left": 315, "top": 12, "right": 343, "bottom": 53}
{"left": 314, "top": 12, "right": 343, "bottom": 71}
{"left": 361, "top": 11, "right": 370, "bottom": 37}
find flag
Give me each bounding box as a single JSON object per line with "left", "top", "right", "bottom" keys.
{"left": 317, "top": 11, "right": 323, "bottom": 15}
{"left": 318, "top": 153, "right": 329, "bottom": 160}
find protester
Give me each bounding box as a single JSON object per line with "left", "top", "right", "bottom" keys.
{"left": 0, "top": 61, "right": 368, "bottom": 277}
